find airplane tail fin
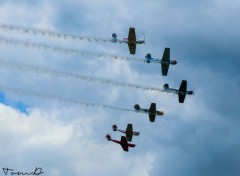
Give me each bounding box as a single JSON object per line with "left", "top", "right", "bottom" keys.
{"left": 163, "top": 83, "right": 169, "bottom": 89}
{"left": 112, "top": 33, "right": 117, "bottom": 38}
{"left": 112, "top": 33, "right": 117, "bottom": 42}
{"left": 112, "top": 125, "right": 117, "bottom": 131}
{"left": 105, "top": 133, "right": 112, "bottom": 141}
{"left": 145, "top": 53, "right": 152, "bottom": 63}
{"left": 134, "top": 104, "right": 141, "bottom": 110}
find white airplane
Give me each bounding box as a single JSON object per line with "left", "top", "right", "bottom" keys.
{"left": 111, "top": 27, "right": 145, "bottom": 54}
{"left": 163, "top": 80, "right": 194, "bottom": 103}
{"left": 112, "top": 124, "right": 139, "bottom": 142}
{"left": 144, "top": 48, "right": 177, "bottom": 76}
{"left": 134, "top": 103, "right": 164, "bottom": 122}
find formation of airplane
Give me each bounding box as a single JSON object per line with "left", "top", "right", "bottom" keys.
{"left": 111, "top": 27, "right": 145, "bottom": 54}
{"left": 107, "top": 27, "right": 195, "bottom": 152}
{"left": 134, "top": 103, "right": 164, "bottom": 122}
{"left": 106, "top": 134, "right": 136, "bottom": 152}
{"left": 145, "top": 48, "right": 177, "bottom": 76}
{"left": 112, "top": 124, "right": 139, "bottom": 142}
{"left": 163, "top": 80, "right": 194, "bottom": 103}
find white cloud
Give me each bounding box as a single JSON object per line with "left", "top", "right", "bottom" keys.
{"left": 0, "top": 103, "right": 155, "bottom": 176}
{"left": 0, "top": 2, "right": 56, "bottom": 28}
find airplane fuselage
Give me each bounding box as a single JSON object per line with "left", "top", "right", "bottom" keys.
{"left": 110, "top": 139, "right": 136, "bottom": 147}
{"left": 134, "top": 108, "right": 163, "bottom": 116}
{"left": 144, "top": 58, "right": 177, "bottom": 65}
{"left": 111, "top": 37, "right": 144, "bottom": 44}
{"left": 163, "top": 88, "right": 193, "bottom": 95}
{"left": 116, "top": 129, "right": 140, "bottom": 136}
{"left": 106, "top": 134, "right": 136, "bottom": 152}
{"left": 135, "top": 108, "right": 149, "bottom": 114}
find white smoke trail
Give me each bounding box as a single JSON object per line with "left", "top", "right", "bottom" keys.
{"left": 0, "top": 59, "right": 164, "bottom": 92}
{"left": 0, "top": 36, "right": 144, "bottom": 62}
{"left": 0, "top": 84, "right": 141, "bottom": 113}
{"left": 0, "top": 24, "right": 111, "bottom": 43}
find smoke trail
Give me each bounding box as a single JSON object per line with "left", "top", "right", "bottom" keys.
{"left": 0, "top": 59, "right": 164, "bottom": 92}
{"left": 0, "top": 24, "right": 111, "bottom": 43}
{"left": 0, "top": 36, "right": 144, "bottom": 62}
{"left": 0, "top": 84, "right": 140, "bottom": 113}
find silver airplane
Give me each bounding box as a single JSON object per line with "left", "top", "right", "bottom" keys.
{"left": 163, "top": 80, "right": 194, "bottom": 103}
{"left": 134, "top": 103, "right": 164, "bottom": 122}
{"left": 144, "top": 48, "right": 177, "bottom": 76}
{"left": 111, "top": 27, "right": 145, "bottom": 54}
{"left": 112, "top": 124, "right": 139, "bottom": 142}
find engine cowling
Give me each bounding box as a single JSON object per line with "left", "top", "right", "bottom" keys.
{"left": 172, "top": 60, "right": 177, "bottom": 64}
{"left": 157, "top": 111, "right": 164, "bottom": 116}
{"left": 133, "top": 131, "right": 140, "bottom": 136}
{"left": 188, "top": 90, "right": 194, "bottom": 95}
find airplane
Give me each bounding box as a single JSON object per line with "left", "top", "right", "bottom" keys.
{"left": 134, "top": 103, "right": 164, "bottom": 122}
{"left": 105, "top": 134, "right": 136, "bottom": 152}
{"left": 112, "top": 124, "right": 140, "bottom": 142}
{"left": 163, "top": 80, "right": 194, "bottom": 103}
{"left": 111, "top": 27, "right": 145, "bottom": 55}
{"left": 144, "top": 48, "right": 177, "bottom": 76}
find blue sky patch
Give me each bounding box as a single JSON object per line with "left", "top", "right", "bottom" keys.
{"left": 0, "top": 91, "right": 28, "bottom": 114}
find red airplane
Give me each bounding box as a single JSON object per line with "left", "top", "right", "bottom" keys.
{"left": 105, "top": 134, "right": 136, "bottom": 152}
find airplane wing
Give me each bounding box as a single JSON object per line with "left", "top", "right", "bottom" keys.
{"left": 149, "top": 114, "right": 156, "bottom": 122}
{"left": 149, "top": 103, "right": 156, "bottom": 122}
{"left": 128, "top": 44, "right": 136, "bottom": 54}
{"left": 120, "top": 136, "right": 129, "bottom": 151}
{"left": 161, "top": 64, "right": 169, "bottom": 76}
{"left": 178, "top": 94, "right": 186, "bottom": 103}
{"left": 126, "top": 124, "right": 133, "bottom": 142}
{"left": 179, "top": 80, "right": 187, "bottom": 92}
{"left": 128, "top": 28, "right": 137, "bottom": 54}
{"left": 161, "top": 48, "right": 170, "bottom": 76}
{"left": 128, "top": 27, "right": 136, "bottom": 41}
{"left": 162, "top": 48, "right": 170, "bottom": 61}
{"left": 178, "top": 80, "right": 187, "bottom": 103}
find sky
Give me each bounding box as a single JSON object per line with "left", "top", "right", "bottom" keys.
{"left": 0, "top": 0, "right": 239, "bottom": 176}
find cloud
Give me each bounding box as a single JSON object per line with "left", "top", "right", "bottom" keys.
{"left": 0, "top": 103, "right": 155, "bottom": 176}
{"left": 0, "top": 0, "right": 239, "bottom": 176}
